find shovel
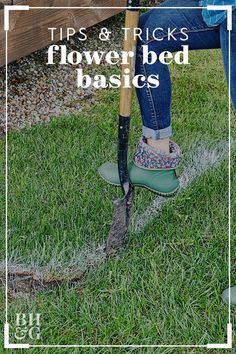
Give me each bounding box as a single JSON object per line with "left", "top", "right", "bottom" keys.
{"left": 106, "top": 0, "right": 140, "bottom": 254}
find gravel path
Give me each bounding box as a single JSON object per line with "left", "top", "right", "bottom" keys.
{"left": 0, "top": 1, "right": 158, "bottom": 136}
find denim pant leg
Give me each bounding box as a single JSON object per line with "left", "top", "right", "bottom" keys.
{"left": 220, "top": 10, "right": 236, "bottom": 111}
{"left": 135, "top": 0, "right": 220, "bottom": 140}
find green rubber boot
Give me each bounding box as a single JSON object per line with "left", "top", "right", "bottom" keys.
{"left": 222, "top": 286, "right": 236, "bottom": 305}
{"left": 98, "top": 161, "right": 179, "bottom": 195}
{"left": 99, "top": 138, "right": 181, "bottom": 195}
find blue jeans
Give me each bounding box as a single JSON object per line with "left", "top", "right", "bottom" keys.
{"left": 135, "top": 0, "right": 236, "bottom": 140}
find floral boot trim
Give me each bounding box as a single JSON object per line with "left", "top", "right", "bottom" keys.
{"left": 134, "top": 138, "right": 181, "bottom": 170}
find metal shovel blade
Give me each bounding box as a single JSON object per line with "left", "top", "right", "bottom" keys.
{"left": 106, "top": 186, "right": 134, "bottom": 255}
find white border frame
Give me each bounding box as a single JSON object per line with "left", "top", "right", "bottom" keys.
{"left": 4, "top": 4, "right": 233, "bottom": 349}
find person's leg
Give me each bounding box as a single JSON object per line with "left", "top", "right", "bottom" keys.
{"left": 219, "top": 10, "right": 236, "bottom": 111}
{"left": 135, "top": 0, "right": 221, "bottom": 153}
{"left": 98, "top": 0, "right": 222, "bottom": 194}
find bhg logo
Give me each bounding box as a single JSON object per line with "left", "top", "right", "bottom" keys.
{"left": 14, "top": 313, "right": 41, "bottom": 340}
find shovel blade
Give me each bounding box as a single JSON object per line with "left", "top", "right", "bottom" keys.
{"left": 106, "top": 186, "right": 134, "bottom": 255}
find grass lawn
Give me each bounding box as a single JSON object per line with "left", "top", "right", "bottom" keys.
{"left": 0, "top": 48, "right": 235, "bottom": 353}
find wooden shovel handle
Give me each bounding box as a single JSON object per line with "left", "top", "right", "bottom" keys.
{"left": 120, "top": 9, "right": 140, "bottom": 117}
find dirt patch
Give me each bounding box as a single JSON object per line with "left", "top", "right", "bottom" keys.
{"left": 0, "top": 243, "right": 109, "bottom": 296}
{"left": 6, "top": 270, "right": 86, "bottom": 295}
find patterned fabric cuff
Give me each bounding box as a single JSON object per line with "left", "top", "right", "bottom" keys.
{"left": 134, "top": 138, "right": 181, "bottom": 170}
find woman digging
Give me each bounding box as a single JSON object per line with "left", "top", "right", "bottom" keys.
{"left": 99, "top": 0, "right": 236, "bottom": 303}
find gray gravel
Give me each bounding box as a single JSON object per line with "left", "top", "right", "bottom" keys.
{"left": 0, "top": 1, "right": 159, "bottom": 136}
{"left": 0, "top": 17, "right": 123, "bottom": 135}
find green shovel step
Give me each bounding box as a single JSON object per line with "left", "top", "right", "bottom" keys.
{"left": 98, "top": 161, "right": 179, "bottom": 196}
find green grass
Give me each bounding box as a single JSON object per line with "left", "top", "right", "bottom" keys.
{"left": 0, "top": 49, "right": 235, "bottom": 352}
